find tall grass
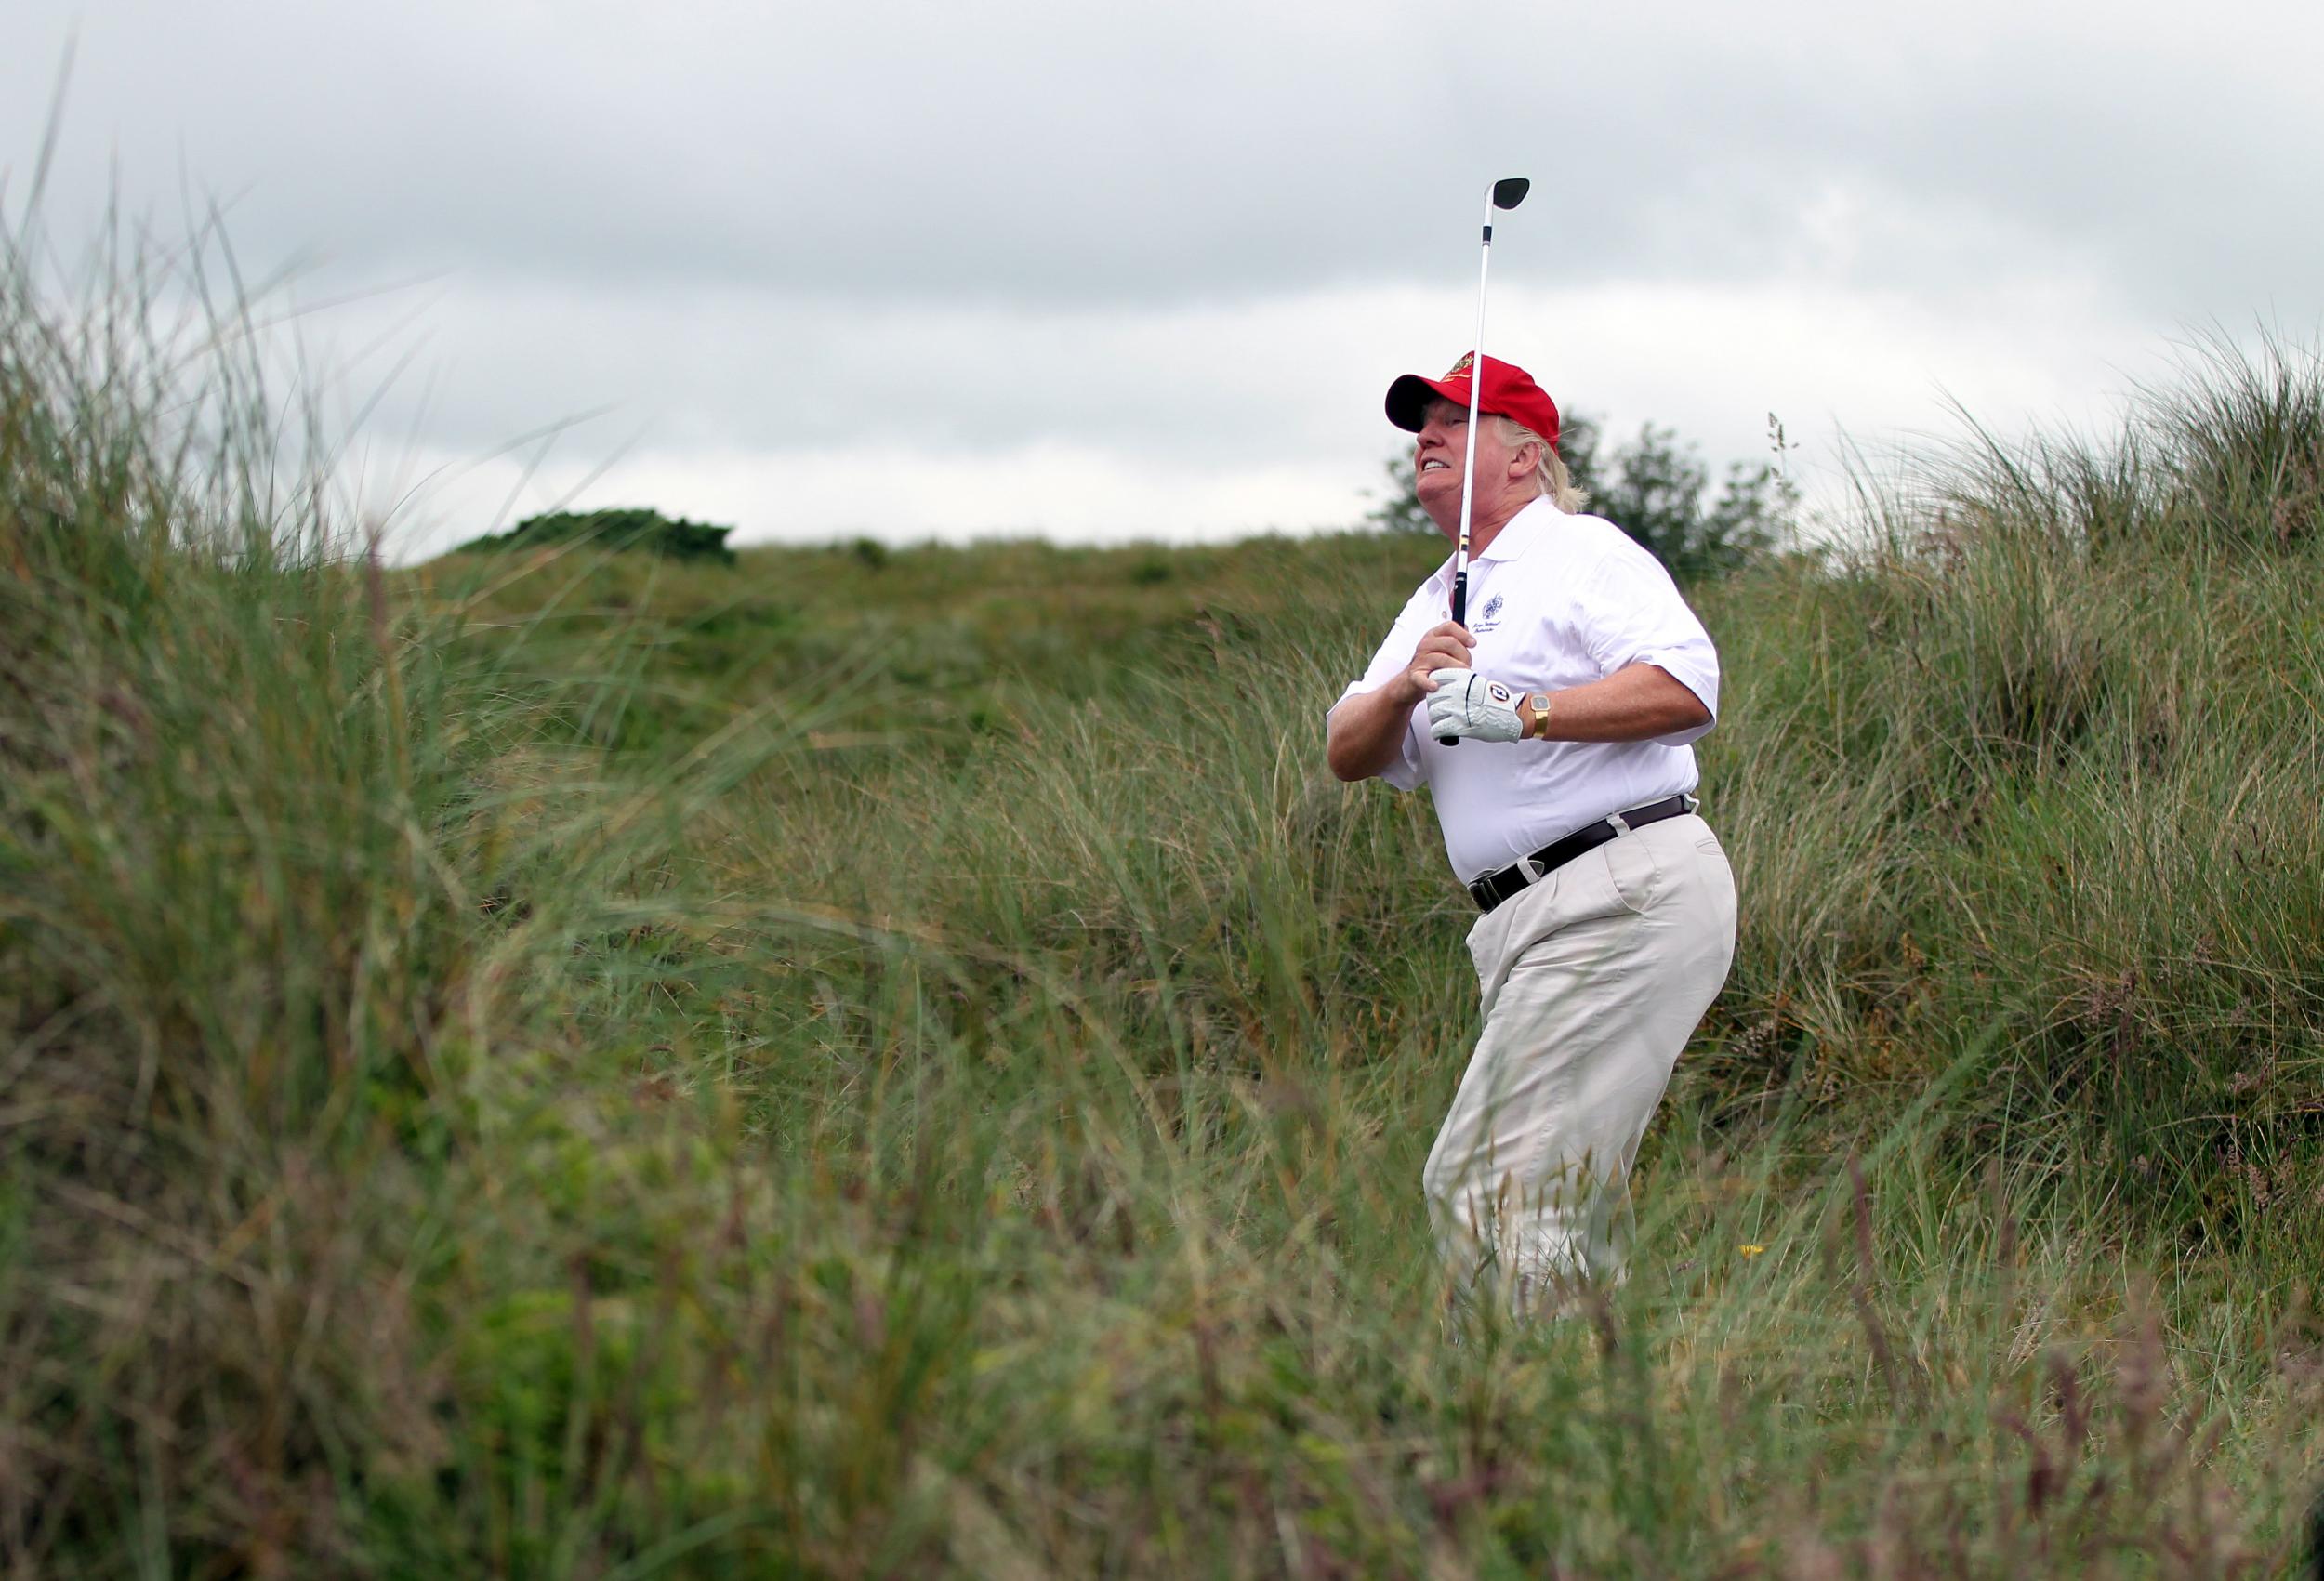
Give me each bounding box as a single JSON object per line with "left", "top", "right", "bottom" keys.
{"left": 1700, "top": 337, "right": 2324, "bottom": 1261}
{"left": 6, "top": 203, "right": 2322, "bottom": 1575}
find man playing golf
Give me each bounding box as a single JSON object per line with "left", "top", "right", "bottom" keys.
{"left": 1327, "top": 352, "right": 1737, "bottom": 1316}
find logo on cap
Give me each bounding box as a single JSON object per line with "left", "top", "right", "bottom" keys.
{"left": 1444, "top": 353, "right": 1475, "bottom": 379}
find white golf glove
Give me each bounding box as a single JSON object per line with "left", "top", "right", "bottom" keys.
{"left": 1426, "top": 669, "right": 1525, "bottom": 743}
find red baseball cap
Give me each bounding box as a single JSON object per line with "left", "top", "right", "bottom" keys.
{"left": 1384, "top": 352, "right": 1561, "bottom": 453}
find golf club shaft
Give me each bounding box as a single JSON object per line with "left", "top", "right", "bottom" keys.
{"left": 1438, "top": 183, "right": 1499, "bottom": 746}
{"left": 1454, "top": 190, "right": 1496, "bottom": 625}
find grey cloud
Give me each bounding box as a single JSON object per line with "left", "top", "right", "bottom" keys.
{"left": 10, "top": 0, "right": 2319, "bottom": 325}
{"left": 7, "top": 0, "right": 2318, "bottom": 564}
{"left": 299, "top": 275, "right": 1417, "bottom": 465}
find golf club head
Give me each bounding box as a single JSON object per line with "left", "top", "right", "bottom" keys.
{"left": 1492, "top": 177, "right": 1531, "bottom": 210}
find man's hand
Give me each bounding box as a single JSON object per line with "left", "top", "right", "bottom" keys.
{"left": 1397, "top": 621, "right": 1475, "bottom": 704}
{"left": 1426, "top": 669, "right": 1525, "bottom": 744}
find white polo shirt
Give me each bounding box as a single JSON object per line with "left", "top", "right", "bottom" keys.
{"left": 1332, "top": 497, "right": 1721, "bottom": 885}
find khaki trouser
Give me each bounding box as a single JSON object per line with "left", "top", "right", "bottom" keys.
{"left": 1423, "top": 812, "right": 1737, "bottom": 1314}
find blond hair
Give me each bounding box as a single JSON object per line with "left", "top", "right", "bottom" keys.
{"left": 1495, "top": 415, "right": 1589, "bottom": 513}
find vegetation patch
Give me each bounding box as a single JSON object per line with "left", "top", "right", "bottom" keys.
{"left": 6, "top": 208, "right": 2322, "bottom": 1574}
{"left": 458, "top": 506, "right": 739, "bottom": 564}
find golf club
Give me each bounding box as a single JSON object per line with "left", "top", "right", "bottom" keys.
{"left": 1438, "top": 175, "right": 1530, "bottom": 746}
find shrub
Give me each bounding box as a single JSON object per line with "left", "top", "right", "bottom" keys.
{"left": 458, "top": 506, "right": 738, "bottom": 563}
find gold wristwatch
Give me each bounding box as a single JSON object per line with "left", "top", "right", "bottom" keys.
{"left": 1527, "top": 692, "right": 1552, "bottom": 739}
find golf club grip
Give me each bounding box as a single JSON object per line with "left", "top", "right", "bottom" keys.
{"left": 1439, "top": 572, "right": 1467, "bottom": 746}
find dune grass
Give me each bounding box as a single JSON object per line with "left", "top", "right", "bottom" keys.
{"left": 6, "top": 209, "right": 2324, "bottom": 1576}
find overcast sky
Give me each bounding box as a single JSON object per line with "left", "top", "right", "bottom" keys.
{"left": 7, "top": 1, "right": 2320, "bottom": 559}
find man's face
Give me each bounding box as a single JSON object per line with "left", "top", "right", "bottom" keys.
{"left": 1413, "top": 395, "right": 1521, "bottom": 537}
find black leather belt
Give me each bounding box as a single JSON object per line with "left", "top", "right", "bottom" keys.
{"left": 1466, "top": 795, "right": 1697, "bottom": 915}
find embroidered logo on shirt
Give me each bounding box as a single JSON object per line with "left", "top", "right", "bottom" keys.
{"left": 1481, "top": 594, "right": 1503, "bottom": 623}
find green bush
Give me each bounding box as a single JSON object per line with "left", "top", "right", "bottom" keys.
{"left": 459, "top": 506, "right": 738, "bottom": 564}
